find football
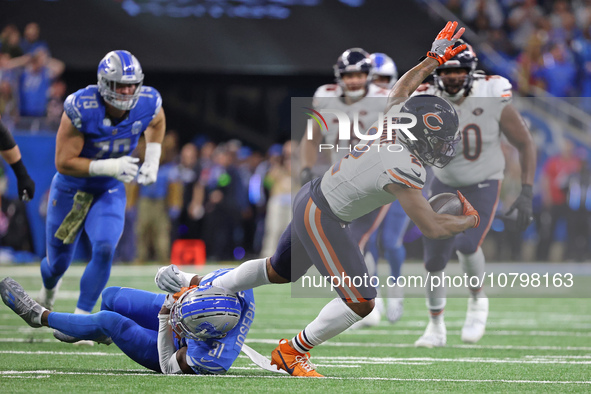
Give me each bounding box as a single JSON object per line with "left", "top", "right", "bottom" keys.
{"left": 428, "top": 192, "right": 464, "bottom": 216}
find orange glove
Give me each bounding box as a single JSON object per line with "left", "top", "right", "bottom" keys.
{"left": 457, "top": 191, "right": 480, "bottom": 228}
{"left": 173, "top": 285, "right": 197, "bottom": 301}
{"left": 426, "top": 21, "right": 467, "bottom": 66}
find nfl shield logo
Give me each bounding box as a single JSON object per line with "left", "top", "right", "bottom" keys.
{"left": 131, "top": 121, "right": 143, "bottom": 135}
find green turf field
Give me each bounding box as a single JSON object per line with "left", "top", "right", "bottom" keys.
{"left": 0, "top": 263, "right": 590, "bottom": 392}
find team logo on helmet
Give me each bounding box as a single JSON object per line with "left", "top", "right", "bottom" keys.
{"left": 422, "top": 113, "right": 443, "bottom": 131}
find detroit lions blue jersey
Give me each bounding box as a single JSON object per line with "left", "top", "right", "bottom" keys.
{"left": 56, "top": 84, "right": 162, "bottom": 192}
{"left": 180, "top": 268, "right": 256, "bottom": 375}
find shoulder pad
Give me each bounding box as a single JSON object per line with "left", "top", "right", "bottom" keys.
{"left": 137, "top": 86, "right": 162, "bottom": 118}
{"left": 411, "top": 83, "right": 436, "bottom": 96}
{"left": 313, "top": 84, "right": 342, "bottom": 109}
{"left": 63, "top": 86, "right": 101, "bottom": 130}
{"left": 367, "top": 84, "right": 390, "bottom": 97}
{"left": 485, "top": 75, "right": 513, "bottom": 103}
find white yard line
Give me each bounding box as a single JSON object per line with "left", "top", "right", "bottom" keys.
{"left": 2, "top": 350, "right": 590, "bottom": 365}
{"left": 0, "top": 370, "right": 589, "bottom": 384}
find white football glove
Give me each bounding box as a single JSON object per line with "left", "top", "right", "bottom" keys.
{"left": 155, "top": 264, "right": 191, "bottom": 293}
{"left": 138, "top": 142, "right": 161, "bottom": 185}
{"left": 88, "top": 156, "right": 140, "bottom": 183}
{"left": 162, "top": 293, "right": 175, "bottom": 310}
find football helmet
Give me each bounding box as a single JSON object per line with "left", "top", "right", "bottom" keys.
{"left": 97, "top": 50, "right": 144, "bottom": 111}
{"left": 396, "top": 94, "right": 460, "bottom": 168}
{"left": 433, "top": 40, "right": 477, "bottom": 99}
{"left": 334, "top": 48, "right": 372, "bottom": 98}
{"left": 170, "top": 285, "right": 241, "bottom": 340}
{"left": 370, "top": 53, "right": 398, "bottom": 89}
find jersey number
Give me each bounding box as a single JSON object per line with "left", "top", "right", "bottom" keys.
{"left": 208, "top": 341, "right": 225, "bottom": 358}
{"left": 80, "top": 94, "right": 99, "bottom": 109}
{"left": 461, "top": 124, "right": 482, "bottom": 161}
{"left": 93, "top": 138, "right": 131, "bottom": 159}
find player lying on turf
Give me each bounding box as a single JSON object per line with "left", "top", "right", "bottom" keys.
{"left": 0, "top": 268, "right": 255, "bottom": 375}
{"left": 156, "top": 22, "right": 480, "bottom": 378}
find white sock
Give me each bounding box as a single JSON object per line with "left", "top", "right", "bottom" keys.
{"left": 211, "top": 258, "right": 270, "bottom": 293}
{"left": 291, "top": 298, "right": 362, "bottom": 354}
{"left": 457, "top": 248, "right": 486, "bottom": 297}
{"left": 426, "top": 270, "right": 446, "bottom": 321}
{"left": 74, "top": 308, "right": 91, "bottom": 315}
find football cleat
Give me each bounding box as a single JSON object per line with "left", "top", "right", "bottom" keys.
{"left": 386, "top": 298, "right": 404, "bottom": 324}
{"left": 53, "top": 330, "right": 112, "bottom": 346}
{"left": 270, "top": 339, "right": 324, "bottom": 377}
{"left": 0, "top": 277, "right": 47, "bottom": 328}
{"left": 374, "top": 297, "right": 385, "bottom": 315}
{"left": 461, "top": 296, "right": 488, "bottom": 343}
{"left": 37, "top": 278, "right": 62, "bottom": 311}
{"left": 348, "top": 305, "right": 381, "bottom": 330}
{"left": 415, "top": 319, "right": 447, "bottom": 348}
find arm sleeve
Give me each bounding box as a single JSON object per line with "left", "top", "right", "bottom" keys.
{"left": 0, "top": 121, "right": 17, "bottom": 151}
{"left": 157, "top": 314, "right": 183, "bottom": 374}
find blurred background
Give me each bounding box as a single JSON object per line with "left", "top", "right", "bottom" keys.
{"left": 1, "top": 0, "right": 591, "bottom": 265}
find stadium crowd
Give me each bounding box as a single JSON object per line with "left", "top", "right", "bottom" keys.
{"left": 438, "top": 0, "right": 591, "bottom": 98}
{"left": 1, "top": 12, "right": 591, "bottom": 264}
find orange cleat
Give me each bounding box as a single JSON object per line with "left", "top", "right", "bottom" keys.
{"left": 270, "top": 339, "right": 324, "bottom": 377}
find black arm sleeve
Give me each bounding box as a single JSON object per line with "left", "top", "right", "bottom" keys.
{"left": 0, "top": 121, "right": 17, "bottom": 151}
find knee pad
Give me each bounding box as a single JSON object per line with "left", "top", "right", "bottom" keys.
{"left": 455, "top": 235, "right": 479, "bottom": 255}
{"left": 93, "top": 241, "right": 116, "bottom": 262}
{"left": 424, "top": 254, "right": 448, "bottom": 273}
{"left": 100, "top": 287, "right": 121, "bottom": 311}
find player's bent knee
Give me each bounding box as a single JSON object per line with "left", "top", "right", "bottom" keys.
{"left": 100, "top": 287, "right": 121, "bottom": 311}
{"left": 347, "top": 299, "right": 374, "bottom": 318}
{"left": 455, "top": 238, "right": 479, "bottom": 255}
{"left": 266, "top": 258, "right": 290, "bottom": 284}
{"left": 91, "top": 310, "right": 121, "bottom": 336}
{"left": 93, "top": 241, "right": 116, "bottom": 262}
{"left": 424, "top": 256, "right": 448, "bottom": 273}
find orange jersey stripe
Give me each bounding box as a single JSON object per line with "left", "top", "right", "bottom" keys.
{"left": 388, "top": 169, "right": 421, "bottom": 190}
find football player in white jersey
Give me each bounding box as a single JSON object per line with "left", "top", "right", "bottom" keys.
{"left": 412, "top": 42, "right": 537, "bottom": 348}
{"left": 164, "top": 22, "right": 475, "bottom": 377}
{"left": 300, "top": 48, "right": 390, "bottom": 183}
{"left": 299, "top": 48, "right": 391, "bottom": 329}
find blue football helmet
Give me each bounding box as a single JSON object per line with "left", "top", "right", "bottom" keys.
{"left": 170, "top": 285, "right": 241, "bottom": 340}
{"left": 433, "top": 40, "right": 478, "bottom": 99}
{"left": 334, "top": 48, "right": 372, "bottom": 98}
{"left": 370, "top": 53, "right": 398, "bottom": 89}
{"left": 97, "top": 50, "right": 144, "bottom": 111}
{"left": 396, "top": 95, "right": 460, "bottom": 168}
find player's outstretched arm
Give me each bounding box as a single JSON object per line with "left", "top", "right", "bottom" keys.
{"left": 500, "top": 104, "right": 537, "bottom": 231}
{"left": 385, "top": 183, "right": 478, "bottom": 239}
{"left": 387, "top": 21, "right": 466, "bottom": 109}
{"left": 137, "top": 108, "right": 166, "bottom": 185}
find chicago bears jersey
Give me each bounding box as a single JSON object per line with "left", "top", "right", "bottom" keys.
{"left": 56, "top": 84, "right": 162, "bottom": 192}
{"left": 412, "top": 75, "right": 512, "bottom": 187}
{"left": 320, "top": 104, "right": 426, "bottom": 223}
{"left": 181, "top": 268, "right": 255, "bottom": 375}
{"left": 312, "top": 83, "right": 389, "bottom": 163}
